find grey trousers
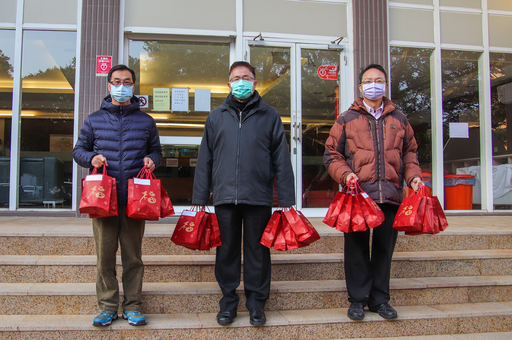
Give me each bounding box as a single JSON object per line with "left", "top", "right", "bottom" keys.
{"left": 92, "top": 205, "right": 145, "bottom": 313}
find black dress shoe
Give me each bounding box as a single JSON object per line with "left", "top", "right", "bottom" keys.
{"left": 216, "top": 310, "right": 237, "bottom": 325}
{"left": 249, "top": 309, "right": 266, "bottom": 326}
{"left": 347, "top": 302, "right": 365, "bottom": 320}
{"left": 369, "top": 303, "right": 397, "bottom": 319}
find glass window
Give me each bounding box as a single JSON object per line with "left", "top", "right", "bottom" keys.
{"left": 300, "top": 48, "right": 340, "bottom": 208}
{"left": 129, "top": 39, "right": 230, "bottom": 205}
{"left": 0, "top": 30, "right": 15, "bottom": 207}
{"left": 441, "top": 50, "right": 481, "bottom": 210}
{"left": 490, "top": 53, "right": 512, "bottom": 210}
{"left": 20, "top": 30, "right": 76, "bottom": 209}
{"left": 250, "top": 45, "right": 291, "bottom": 207}
{"left": 390, "top": 47, "right": 433, "bottom": 195}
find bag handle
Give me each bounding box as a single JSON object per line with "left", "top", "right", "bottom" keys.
{"left": 91, "top": 164, "right": 107, "bottom": 176}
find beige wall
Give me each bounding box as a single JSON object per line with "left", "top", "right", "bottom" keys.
{"left": 0, "top": 0, "right": 17, "bottom": 23}
{"left": 125, "top": 0, "right": 236, "bottom": 31}
{"left": 24, "top": 0, "right": 77, "bottom": 25}
{"left": 489, "top": 15, "right": 512, "bottom": 49}
{"left": 441, "top": 12, "right": 482, "bottom": 46}
{"left": 391, "top": 0, "right": 432, "bottom": 5}
{"left": 440, "top": 0, "right": 480, "bottom": 9}
{"left": 244, "top": 0, "right": 347, "bottom": 37}
{"left": 488, "top": 0, "right": 512, "bottom": 11}
{"left": 389, "top": 8, "right": 434, "bottom": 43}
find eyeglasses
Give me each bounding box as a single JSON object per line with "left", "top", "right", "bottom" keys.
{"left": 361, "top": 79, "right": 386, "bottom": 85}
{"left": 110, "top": 81, "right": 134, "bottom": 86}
{"left": 229, "top": 75, "right": 255, "bottom": 83}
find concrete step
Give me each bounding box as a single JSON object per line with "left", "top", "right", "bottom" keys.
{"left": 342, "top": 332, "right": 512, "bottom": 340}
{"left": 1, "top": 216, "right": 511, "bottom": 256}
{"left": 1, "top": 302, "right": 511, "bottom": 339}
{"left": 2, "top": 249, "right": 512, "bottom": 283}
{"left": 1, "top": 276, "right": 511, "bottom": 315}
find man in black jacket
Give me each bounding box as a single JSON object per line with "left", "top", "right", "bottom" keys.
{"left": 193, "top": 61, "right": 295, "bottom": 326}
{"left": 73, "top": 64, "right": 162, "bottom": 327}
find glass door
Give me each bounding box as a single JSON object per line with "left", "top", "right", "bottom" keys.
{"left": 248, "top": 41, "right": 343, "bottom": 210}
{"left": 298, "top": 46, "right": 342, "bottom": 210}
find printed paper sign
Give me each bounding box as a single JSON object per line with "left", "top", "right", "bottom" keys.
{"left": 317, "top": 65, "right": 338, "bottom": 80}
{"left": 449, "top": 122, "right": 469, "bottom": 138}
{"left": 96, "top": 56, "right": 112, "bottom": 76}
{"left": 194, "top": 89, "right": 211, "bottom": 112}
{"left": 153, "top": 88, "right": 170, "bottom": 111}
{"left": 136, "top": 95, "right": 148, "bottom": 108}
{"left": 172, "top": 88, "right": 189, "bottom": 111}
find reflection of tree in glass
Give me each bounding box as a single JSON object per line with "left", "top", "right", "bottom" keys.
{"left": 390, "top": 47, "right": 433, "bottom": 166}
{"left": 0, "top": 49, "right": 13, "bottom": 79}
{"left": 490, "top": 53, "right": 512, "bottom": 153}
{"left": 21, "top": 57, "right": 75, "bottom": 116}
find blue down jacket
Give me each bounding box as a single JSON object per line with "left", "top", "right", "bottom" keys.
{"left": 192, "top": 91, "right": 295, "bottom": 207}
{"left": 73, "top": 95, "right": 162, "bottom": 205}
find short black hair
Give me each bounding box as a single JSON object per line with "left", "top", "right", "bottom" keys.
{"left": 108, "top": 64, "right": 136, "bottom": 83}
{"left": 229, "top": 61, "right": 256, "bottom": 79}
{"left": 359, "top": 64, "right": 387, "bottom": 84}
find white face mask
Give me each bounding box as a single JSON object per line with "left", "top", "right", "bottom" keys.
{"left": 362, "top": 82, "right": 386, "bottom": 100}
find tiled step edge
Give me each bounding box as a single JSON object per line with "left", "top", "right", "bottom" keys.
{"left": 1, "top": 302, "right": 512, "bottom": 332}
{"left": 341, "top": 331, "right": 512, "bottom": 340}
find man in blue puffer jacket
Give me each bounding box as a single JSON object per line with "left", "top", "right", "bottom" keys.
{"left": 193, "top": 61, "right": 295, "bottom": 326}
{"left": 73, "top": 64, "right": 162, "bottom": 327}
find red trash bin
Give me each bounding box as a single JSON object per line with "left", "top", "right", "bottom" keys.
{"left": 444, "top": 174, "right": 475, "bottom": 210}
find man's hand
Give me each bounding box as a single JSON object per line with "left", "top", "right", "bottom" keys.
{"left": 144, "top": 157, "right": 155, "bottom": 172}
{"left": 91, "top": 154, "right": 107, "bottom": 168}
{"left": 410, "top": 176, "right": 424, "bottom": 192}
{"left": 345, "top": 173, "right": 359, "bottom": 188}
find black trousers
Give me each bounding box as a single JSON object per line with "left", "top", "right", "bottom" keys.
{"left": 343, "top": 203, "right": 399, "bottom": 309}
{"left": 214, "top": 204, "right": 272, "bottom": 312}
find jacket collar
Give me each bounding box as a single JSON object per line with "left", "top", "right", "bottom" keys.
{"left": 350, "top": 97, "right": 396, "bottom": 117}
{"left": 222, "top": 90, "right": 266, "bottom": 114}
{"left": 100, "top": 95, "right": 140, "bottom": 114}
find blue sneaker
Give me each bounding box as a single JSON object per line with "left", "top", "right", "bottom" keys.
{"left": 92, "top": 311, "right": 118, "bottom": 326}
{"left": 122, "top": 311, "right": 147, "bottom": 326}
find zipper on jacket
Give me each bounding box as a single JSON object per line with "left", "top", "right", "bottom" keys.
{"left": 235, "top": 109, "right": 243, "bottom": 204}
{"left": 119, "top": 106, "right": 124, "bottom": 190}
{"left": 368, "top": 121, "right": 373, "bottom": 140}
{"left": 375, "top": 118, "right": 383, "bottom": 202}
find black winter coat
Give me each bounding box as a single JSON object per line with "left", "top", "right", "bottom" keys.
{"left": 192, "top": 91, "right": 295, "bottom": 207}
{"left": 73, "top": 95, "right": 162, "bottom": 205}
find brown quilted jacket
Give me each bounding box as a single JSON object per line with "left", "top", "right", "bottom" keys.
{"left": 324, "top": 97, "right": 422, "bottom": 205}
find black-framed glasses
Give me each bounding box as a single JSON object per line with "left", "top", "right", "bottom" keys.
{"left": 361, "top": 79, "right": 386, "bottom": 85}
{"left": 229, "top": 75, "right": 255, "bottom": 83}
{"left": 110, "top": 80, "right": 134, "bottom": 86}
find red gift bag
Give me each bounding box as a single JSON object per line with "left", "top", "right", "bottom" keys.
{"left": 405, "top": 195, "right": 436, "bottom": 235}
{"left": 323, "top": 191, "right": 345, "bottom": 228}
{"left": 208, "top": 212, "right": 222, "bottom": 248}
{"left": 355, "top": 182, "right": 385, "bottom": 229}
{"left": 350, "top": 193, "right": 367, "bottom": 232}
{"left": 393, "top": 186, "right": 428, "bottom": 232}
{"left": 431, "top": 196, "right": 449, "bottom": 231}
{"left": 198, "top": 214, "right": 213, "bottom": 251}
{"left": 283, "top": 208, "right": 311, "bottom": 243}
{"left": 160, "top": 187, "right": 175, "bottom": 218}
{"left": 281, "top": 216, "right": 300, "bottom": 250}
{"left": 336, "top": 193, "right": 353, "bottom": 233}
{"left": 273, "top": 220, "right": 287, "bottom": 251}
{"left": 260, "top": 210, "right": 283, "bottom": 248}
{"left": 126, "top": 168, "right": 162, "bottom": 220}
{"left": 79, "top": 165, "right": 114, "bottom": 216}
{"left": 89, "top": 178, "right": 118, "bottom": 218}
{"left": 171, "top": 206, "right": 207, "bottom": 250}
{"left": 294, "top": 210, "right": 320, "bottom": 247}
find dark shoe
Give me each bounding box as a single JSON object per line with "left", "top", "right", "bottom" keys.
{"left": 369, "top": 303, "right": 397, "bottom": 319}
{"left": 249, "top": 309, "right": 266, "bottom": 326}
{"left": 347, "top": 302, "right": 365, "bottom": 320}
{"left": 216, "top": 310, "right": 237, "bottom": 325}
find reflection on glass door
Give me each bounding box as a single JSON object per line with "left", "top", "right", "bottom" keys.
{"left": 250, "top": 45, "right": 292, "bottom": 206}
{"left": 300, "top": 48, "right": 340, "bottom": 208}
{"left": 19, "top": 31, "right": 76, "bottom": 209}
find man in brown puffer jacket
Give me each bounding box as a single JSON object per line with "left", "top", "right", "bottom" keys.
{"left": 324, "top": 64, "right": 423, "bottom": 321}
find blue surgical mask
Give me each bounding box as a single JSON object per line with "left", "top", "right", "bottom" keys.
{"left": 362, "top": 82, "right": 386, "bottom": 100}
{"left": 230, "top": 79, "right": 254, "bottom": 100}
{"left": 110, "top": 84, "right": 133, "bottom": 103}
